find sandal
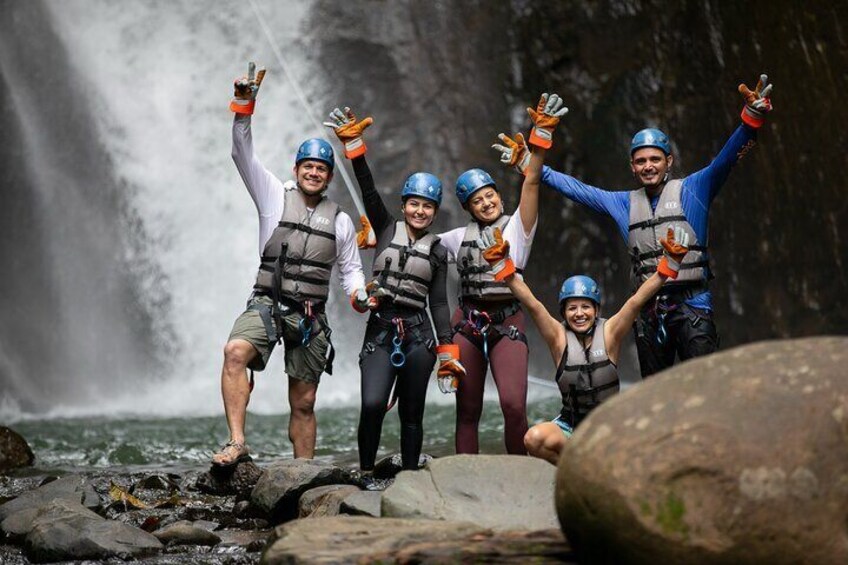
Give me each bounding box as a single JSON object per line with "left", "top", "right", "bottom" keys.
{"left": 211, "top": 440, "right": 250, "bottom": 467}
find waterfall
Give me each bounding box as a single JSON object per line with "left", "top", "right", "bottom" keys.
{"left": 0, "top": 0, "right": 374, "bottom": 419}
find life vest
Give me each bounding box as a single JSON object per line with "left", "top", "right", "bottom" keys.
{"left": 555, "top": 318, "right": 619, "bottom": 427}
{"left": 628, "top": 179, "right": 710, "bottom": 289}
{"left": 457, "top": 215, "right": 519, "bottom": 300}
{"left": 371, "top": 221, "right": 437, "bottom": 310}
{"left": 254, "top": 185, "right": 339, "bottom": 304}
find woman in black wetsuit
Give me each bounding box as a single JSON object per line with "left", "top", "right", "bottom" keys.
{"left": 325, "top": 106, "right": 465, "bottom": 476}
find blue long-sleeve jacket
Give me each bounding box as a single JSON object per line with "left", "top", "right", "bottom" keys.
{"left": 541, "top": 124, "right": 757, "bottom": 311}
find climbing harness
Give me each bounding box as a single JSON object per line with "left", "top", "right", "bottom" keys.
{"left": 452, "top": 300, "right": 527, "bottom": 358}
{"left": 467, "top": 309, "right": 492, "bottom": 360}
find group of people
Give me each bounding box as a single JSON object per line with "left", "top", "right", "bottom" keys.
{"left": 212, "top": 62, "right": 773, "bottom": 472}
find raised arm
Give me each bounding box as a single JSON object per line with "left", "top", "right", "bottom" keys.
{"left": 605, "top": 226, "right": 690, "bottom": 360}
{"left": 324, "top": 106, "right": 378, "bottom": 248}
{"left": 476, "top": 227, "right": 565, "bottom": 364}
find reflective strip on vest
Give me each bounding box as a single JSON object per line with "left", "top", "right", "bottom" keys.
{"left": 254, "top": 186, "right": 339, "bottom": 304}
{"left": 627, "top": 180, "right": 710, "bottom": 288}
{"left": 371, "top": 221, "right": 436, "bottom": 310}
{"left": 457, "top": 215, "right": 514, "bottom": 299}
{"left": 555, "top": 318, "right": 619, "bottom": 427}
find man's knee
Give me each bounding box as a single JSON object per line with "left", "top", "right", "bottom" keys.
{"left": 223, "top": 340, "right": 254, "bottom": 371}
{"left": 289, "top": 381, "right": 317, "bottom": 416}
{"left": 524, "top": 425, "right": 546, "bottom": 455}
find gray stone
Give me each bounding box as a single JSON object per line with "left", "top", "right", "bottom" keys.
{"left": 152, "top": 520, "right": 221, "bottom": 547}
{"left": 195, "top": 459, "right": 263, "bottom": 498}
{"left": 250, "top": 459, "right": 358, "bottom": 523}
{"left": 0, "top": 427, "right": 34, "bottom": 471}
{"left": 0, "top": 475, "right": 100, "bottom": 527}
{"left": 339, "top": 490, "right": 381, "bottom": 517}
{"left": 24, "top": 499, "right": 162, "bottom": 562}
{"left": 372, "top": 453, "right": 432, "bottom": 479}
{"left": 261, "top": 516, "right": 484, "bottom": 564}
{"left": 297, "top": 484, "right": 361, "bottom": 518}
{"left": 556, "top": 337, "right": 848, "bottom": 564}
{"left": 381, "top": 454, "right": 558, "bottom": 531}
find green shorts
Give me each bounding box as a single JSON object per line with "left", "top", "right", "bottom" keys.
{"left": 228, "top": 295, "right": 331, "bottom": 383}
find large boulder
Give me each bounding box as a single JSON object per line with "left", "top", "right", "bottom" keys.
{"left": 24, "top": 499, "right": 162, "bottom": 562}
{"left": 0, "top": 427, "right": 35, "bottom": 471}
{"left": 340, "top": 490, "right": 382, "bottom": 517}
{"left": 195, "top": 459, "right": 263, "bottom": 498}
{"left": 260, "top": 516, "right": 485, "bottom": 564}
{"left": 556, "top": 337, "right": 848, "bottom": 564}
{"left": 250, "top": 459, "right": 358, "bottom": 523}
{"left": 381, "top": 454, "right": 558, "bottom": 531}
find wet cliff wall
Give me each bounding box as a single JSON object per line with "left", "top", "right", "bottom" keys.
{"left": 309, "top": 0, "right": 848, "bottom": 352}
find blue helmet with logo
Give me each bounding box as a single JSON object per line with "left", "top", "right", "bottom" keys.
{"left": 401, "top": 172, "right": 443, "bottom": 206}
{"left": 558, "top": 275, "right": 601, "bottom": 308}
{"left": 455, "top": 168, "right": 496, "bottom": 205}
{"left": 630, "top": 128, "right": 671, "bottom": 156}
{"left": 295, "top": 138, "right": 335, "bottom": 170}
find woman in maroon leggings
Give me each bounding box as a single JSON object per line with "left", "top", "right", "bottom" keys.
{"left": 437, "top": 93, "right": 567, "bottom": 453}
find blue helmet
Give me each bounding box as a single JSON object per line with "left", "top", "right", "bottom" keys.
{"left": 630, "top": 128, "right": 671, "bottom": 156}
{"left": 455, "top": 168, "right": 496, "bottom": 205}
{"left": 295, "top": 138, "right": 335, "bottom": 170}
{"left": 558, "top": 275, "right": 601, "bottom": 308}
{"left": 401, "top": 172, "right": 443, "bottom": 205}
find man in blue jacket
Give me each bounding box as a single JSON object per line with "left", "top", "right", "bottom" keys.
{"left": 495, "top": 74, "right": 772, "bottom": 377}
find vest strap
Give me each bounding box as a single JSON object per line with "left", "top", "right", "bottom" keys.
{"left": 278, "top": 221, "right": 336, "bottom": 240}
{"left": 628, "top": 214, "right": 688, "bottom": 231}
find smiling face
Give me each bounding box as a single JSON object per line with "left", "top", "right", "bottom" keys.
{"left": 402, "top": 196, "right": 437, "bottom": 231}
{"left": 293, "top": 160, "right": 333, "bottom": 195}
{"left": 562, "top": 298, "right": 599, "bottom": 334}
{"left": 465, "top": 186, "right": 503, "bottom": 224}
{"left": 630, "top": 147, "right": 673, "bottom": 191}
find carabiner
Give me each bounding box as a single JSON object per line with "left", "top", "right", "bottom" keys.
{"left": 299, "top": 316, "right": 313, "bottom": 346}
{"left": 390, "top": 335, "right": 406, "bottom": 367}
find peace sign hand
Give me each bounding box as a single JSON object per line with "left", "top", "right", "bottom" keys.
{"left": 230, "top": 62, "right": 266, "bottom": 115}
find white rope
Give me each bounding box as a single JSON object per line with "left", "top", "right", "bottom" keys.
{"left": 246, "top": 0, "right": 366, "bottom": 217}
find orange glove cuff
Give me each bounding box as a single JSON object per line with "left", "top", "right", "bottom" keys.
{"left": 230, "top": 99, "right": 255, "bottom": 115}
{"left": 344, "top": 138, "right": 367, "bottom": 159}
{"left": 528, "top": 127, "right": 553, "bottom": 149}
{"left": 656, "top": 257, "right": 680, "bottom": 279}
{"left": 740, "top": 107, "right": 764, "bottom": 129}
{"left": 435, "top": 344, "right": 460, "bottom": 359}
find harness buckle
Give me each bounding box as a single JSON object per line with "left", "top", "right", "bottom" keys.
{"left": 507, "top": 325, "right": 520, "bottom": 340}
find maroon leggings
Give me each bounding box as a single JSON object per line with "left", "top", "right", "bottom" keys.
{"left": 452, "top": 305, "right": 529, "bottom": 454}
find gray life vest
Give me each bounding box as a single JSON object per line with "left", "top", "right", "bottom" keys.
{"left": 555, "top": 318, "right": 619, "bottom": 427}
{"left": 628, "top": 179, "right": 710, "bottom": 289}
{"left": 254, "top": 185, "right": 339, "bottom": 304}
{"left": 457, "top": 214, "right": 522, "bottom": 300}
{"left": 371, "top": 221, "right": 437, "bottom": 310}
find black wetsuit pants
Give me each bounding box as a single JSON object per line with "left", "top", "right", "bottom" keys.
{"left": 634, "top": 302, "right": 719, "bottom": 378}
{"left": 358, "top": 325, "right": 435, "bottom": 471}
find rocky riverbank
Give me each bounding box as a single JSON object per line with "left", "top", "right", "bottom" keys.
{"left": 0, "top": 441, "right": 574, "bottom": 564}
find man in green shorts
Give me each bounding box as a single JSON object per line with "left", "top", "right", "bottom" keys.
{"left": 213, "top": 63, "right": 368, "bottom": 465}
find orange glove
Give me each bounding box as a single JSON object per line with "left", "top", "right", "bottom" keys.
{"left": 230, "top": 62, "right": 266, "bottom": 115}
{"left": 738, "top": 73, "right": 773, "bottom": 129}
{"left": 657, "top": 226, "right": 690, "bottom": 279}
{"left": 356, "top": 215, "right": 377, "bottom": 249}
{"left": 526, "top": 92, "right": 568, "bottom": 149}
{"left": 350, "top": 288, "right": 378, "bottom": 313}
{"left": 435, "top": 344, "right": 465, "bottom": 394}
{"left": 491, "top": 132, "right": 531, "bottom": 175}
{"left": 477, "top": 227, "right": 516, "bottom": 281}
{"left": 323, "top": 106, "right": 374, "bottom": 158}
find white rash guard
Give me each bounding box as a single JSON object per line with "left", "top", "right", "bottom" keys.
{"left": 437, "top": 213, "right": 538, "bottom": 275}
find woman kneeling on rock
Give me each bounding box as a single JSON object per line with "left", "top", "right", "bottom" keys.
{"left": 324, "top": 106, "right": 465, "bottom": 480}
{"left": 476, "top": 225, "right": 691, "bottom": 464}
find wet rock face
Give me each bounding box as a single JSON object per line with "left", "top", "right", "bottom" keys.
{"left": 556, "top": 336, "right": 848, "bottom": 564}
{"left": 309, "top": 1, "right": 848, "bottom": 352}
{"left": 0, "top": 428, "right": 34, "bottom": 471}
{"left": 195, "top": 459, "right": 263, "bottom": 498}
{"left": 381, "top": 454, "right": 559, "bottom": 531}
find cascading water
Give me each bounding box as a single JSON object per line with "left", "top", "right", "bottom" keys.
{"left": 0, "top": 0, "right": 376, "bottom": 420}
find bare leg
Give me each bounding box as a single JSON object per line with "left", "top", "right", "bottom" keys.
{"left": 288, "top": 377, "right": 318, "bottom": 458}
{"left": 221, "top": 339, "right": 258, "bottom": 445}
{"left": 524, "top": 422, "right": 567, "bottom": 465}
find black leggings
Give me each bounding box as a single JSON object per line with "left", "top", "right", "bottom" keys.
{"left": 358, "top": 330, "right": 435, "bottom": 471}
{"left": 634, "top": 303, "right": 719, "bottom": 378}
